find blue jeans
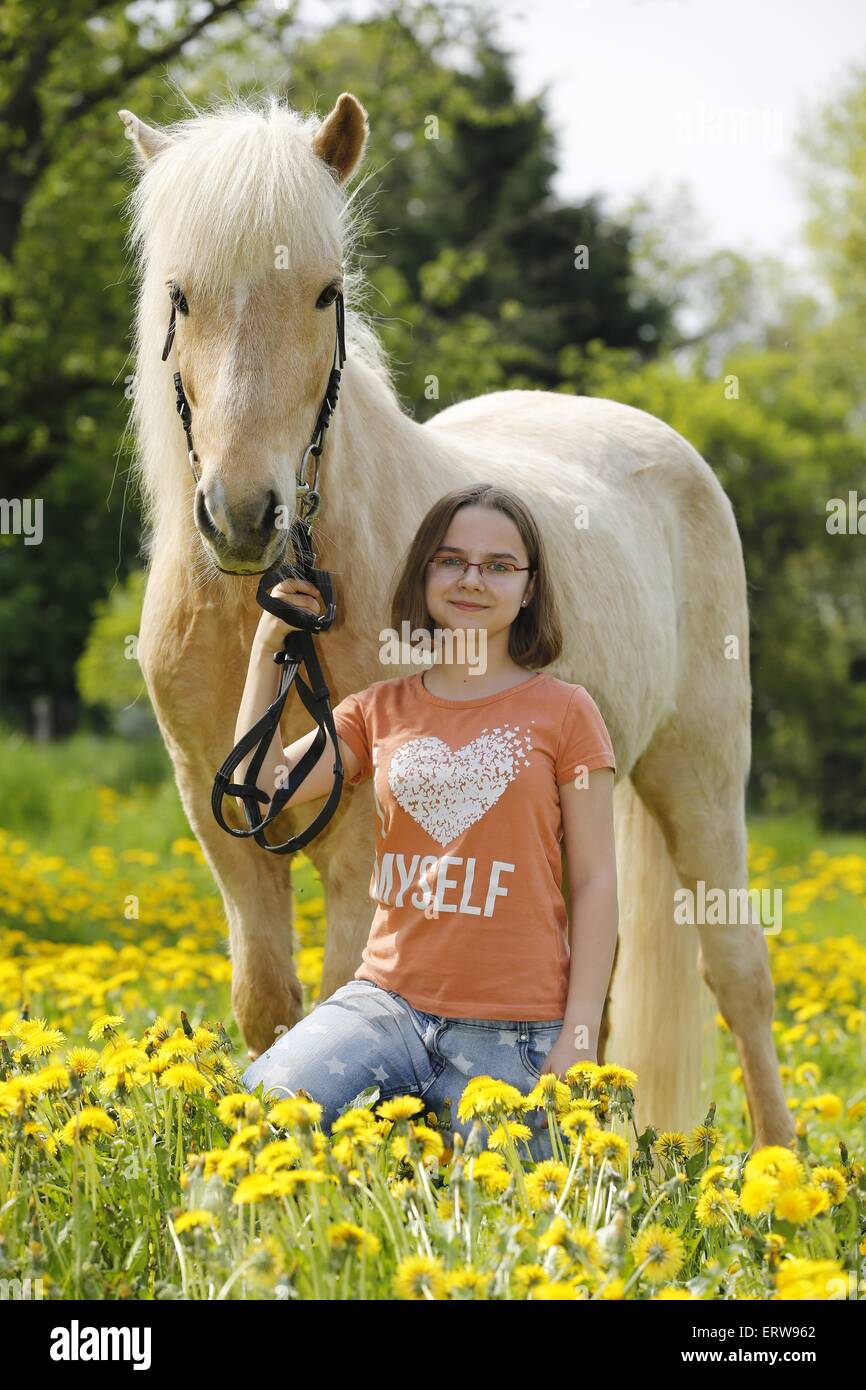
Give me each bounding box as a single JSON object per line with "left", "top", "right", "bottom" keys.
{"left": 240, "top": 978, "right": 566, "bottom": 1163}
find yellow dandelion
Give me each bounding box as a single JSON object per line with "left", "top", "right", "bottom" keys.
{"left": 457, "top": 1077, "right": 526, "bottom": 1121}
{"left": 560, "top": 1104, "right": 601, "bottom": 1146}
{"left": 485, "top": 1119, "right": 533, "bottom": 1151}
{"left": 173, "top": 1209, "right": 218, "bottom": 1234}
{"left": 393, "top": 1255, "right": 447, "bottom": 1301}
{"left": 88, "top": 1015, "right": 124, "bottom": 1040}
{"left": 255, "top": 1139, "right": 302, "bottom": 1174}
{"left": 744, "top": 1145, "right": 806, "bottom": 1189}
{"left": 810, "top": 1166, "right": 847, "bottom": 1205}
{"left": 66, "top": 1047, "right": 99, "bottom": 1077}
{"left": 159, "top": 1064, "right": 211, "bottom": 1094}
{"left": 512, "top": 1264, "right": 548, "bottom": 1294}
{"left": 332, "top": 1108, "right": 378, "bottom": 1134}
{"left": 774, "top": 1257, "right": 846, "bottom": 1300}
{"left": 217, "top": 1093, "right": 262, "bottom": 1126}
{"left": 800, "top": 1093, "right": 844, "bottom": 1119}
{"left": 773, "top": 1187, "right": 813, "bottom": 1224}
{"left": 216, "top": 1149, "right": 251, "bottom": 1182}
{"left": 531, "top": 1280, "right": 582, "bottom": 1300}
{"left": 654, "top": 1132, "right": 690, "bottom": 1165}
{"left": 631, "top": 1222, "right": 685, "bottom": 1284}
{"left": 690, "top": 1123, "right": 722, "bottom": 1157}
{"left": 565, "top": 1060, "right": 601, "bottom": 1087}
{"left": 465, "top": 1151, "right": 511, "bottom": 1196}
{"left": 739, "top": 1175, "right": 778, "bottom": 1216}
{"left": 155, "top": 1035, "right": 199, "bottom": 1065}
{"left": 233, "top": 1173, "right": 279, "bottom": 1204}
{"left": 13, "top": 1018, "right": 66, "bottom": 1057}
{"left": 326, "top": 1222, "right": 380, "bottom": 1255}
{"left": 31, "top": 1064, "right": 70, "bottom": 1094}
{"left": 525, "top": 1160, "right": 570, "bottom": 1210}
{"left": 695, "top": 1185, "right": 738, "bottom": 1227}
{"left": 445, "top": 1267, "right": 493, "bottom": 1298}
{"left": 595, "top": 1064, "right": 638, "bottom": 1091}
{"left": 227, "top": 1123, "right": 269, "bottom": 1152}
{"left": 376, "top": 1095, "right": 425, "bottom": 1122}
{"left": 267, "top": 1097, "right": 322, "bottom": 1128}
{"left": 588, "top": 1129, "right": 629, "bottom": 1168}
{"left": 390, "top": 1123, "right": 445, "bottom": 1164}
{"left": 59, "top": 1107, "right": 116, "bottom": 1144}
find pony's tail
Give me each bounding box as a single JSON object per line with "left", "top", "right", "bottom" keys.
{"left": 603, "top": 778, "right": 717, "bottom": 1136}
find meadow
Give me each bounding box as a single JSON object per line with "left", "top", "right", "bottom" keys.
{"left": 0, "top": 728, "right": 863, "bottom": 1300}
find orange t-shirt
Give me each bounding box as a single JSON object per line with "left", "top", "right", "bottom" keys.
{"left": 330, "top": 670, "right": 616, "bottom": 1020}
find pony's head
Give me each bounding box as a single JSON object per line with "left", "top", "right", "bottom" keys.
{"left": 120, "top": 93, "right": 369, "bottom": 575}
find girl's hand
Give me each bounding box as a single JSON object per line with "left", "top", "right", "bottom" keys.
{"left": 536, "top": 1039, "right": 597, "bottom": 1082}
{"left": 254, "top": 578, "right": 325, "bottom": 656}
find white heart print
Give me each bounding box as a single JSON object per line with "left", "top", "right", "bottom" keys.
{"left": 387, "top": 724, "right": 533, "bottom": 846}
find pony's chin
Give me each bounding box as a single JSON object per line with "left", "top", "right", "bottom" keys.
{"left": 204, "top": 537, "right": 291, "bottom": 578}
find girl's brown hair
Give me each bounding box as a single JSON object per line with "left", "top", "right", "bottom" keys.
{"left": 388, "top": 483, "right": 563, "bottom": 669}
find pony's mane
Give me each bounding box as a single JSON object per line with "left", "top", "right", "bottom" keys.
{"left": 120, "top": 93, "right": 397, "bottom": 570}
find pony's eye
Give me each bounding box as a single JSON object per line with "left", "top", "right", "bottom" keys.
{"left": 168, "top": 281, "right": 189, "bottom": 315}
{"left": 316, "top": 282, "right": 341, "bottom": 309}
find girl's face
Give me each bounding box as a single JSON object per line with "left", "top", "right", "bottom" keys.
{"left": 424, "top": 505, "right": 536, "bottom": 639}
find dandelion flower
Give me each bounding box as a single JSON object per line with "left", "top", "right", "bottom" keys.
{"left": 217, "top": 1093, "right": 262, "bottom": 1126}
{"left": 654, "top": 1132, "right": 690, "bottom": 1165}
{"left": 810, "top": 1166, "right": 847, "bottom": 1205}
{"left": 66, "top": 1047, "right": 100, "bottom": 1077}
{"left": 159, "top": 1064, "right": 211, "bottom": 1094}
{"left": 773, "top": 1187, "right": 813, "bottom": 1224}
{"left": 59, "top": 1107, "right": 116, "bottom": 1144}
{"left": 739, "top": 1175, "right": 778, "bottom": 1216}
{"left": 744, "top": 1145, "right": 806, "bottom": 1189}
{"left": 695, "top": 1185, "right": 738, "bottom": 1227}
{"left": 173, "top": 1209, "right": 218, "bottom": 1234}
{"left": 393, "top": 1255, "right": 447, "bottom": 1301}
{"left": 88, "top": 1015, "right": 125, "bottom": 1040}
{"left": 326, "top": 1222, "right": 380, "bottom": 1255}
{"left": 631, "top": 1222, "right": 685, "bottom": 1284}
{"left": 376, "top": 1096, "right": 425, "bottom": 1122}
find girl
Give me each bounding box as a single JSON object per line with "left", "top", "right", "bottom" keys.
{"left": 237, "top": 482, "right": 619, "bottom": 1162}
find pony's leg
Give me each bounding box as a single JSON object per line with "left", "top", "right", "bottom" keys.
{"left": 170, "top": 758, "right": 302, "bottom": 1059}
{"left": 138, "top": 570, "right": 305, "bottom": 1058}
{"left": 631, "top": 733, "right": 794, "bottom": 1152}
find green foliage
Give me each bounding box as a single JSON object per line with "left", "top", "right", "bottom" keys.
{"left": 76, "top": 568, "right": 149, "bottom": 718}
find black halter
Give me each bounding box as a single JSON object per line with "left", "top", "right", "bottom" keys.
{"left": 160, "top": 280, "right": 348, "bottom": 854}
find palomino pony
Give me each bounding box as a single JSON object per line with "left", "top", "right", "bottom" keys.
{"left": 118, "top": 91, "right": 793, "bottom": 1149}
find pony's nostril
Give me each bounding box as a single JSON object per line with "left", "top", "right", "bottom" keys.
{"left": 259, "top": 489, "right": 279, "bottom": 535}
{"left": 195, "top": 486, "right": 223, "bottom": 543}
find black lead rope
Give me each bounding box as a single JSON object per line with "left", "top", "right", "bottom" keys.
{"left": 161, "top": 281, "right": 348, "bottom": 853}
{"left": 210, "top": 517, "right": 345, "bottom": 853}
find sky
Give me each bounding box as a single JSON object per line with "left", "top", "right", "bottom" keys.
{"left": 304, "top": 0, "right": 866, "bottom": 278}
{"left": 492, "top": 0, "right": 866, "bottom": 270}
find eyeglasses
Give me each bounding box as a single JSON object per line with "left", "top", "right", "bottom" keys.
{"left": 427, "top": 555, "right": 532, "bottom": 579}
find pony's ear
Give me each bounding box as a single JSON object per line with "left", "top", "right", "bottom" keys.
{"left": 310, "top": 92, "right": 369, "bottom": 184}
{"left": 117, "top": 109, "right": 174, "bottom": 163}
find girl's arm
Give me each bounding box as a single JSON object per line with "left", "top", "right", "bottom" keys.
{"left": 232, "top": 646, "right": 361, "bottom": 812}
{"left": 559, "top": 767, "right": 619, "bottom": 1059}
{"left": 233, "top": 577, "right": 362, "bottom": 815}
